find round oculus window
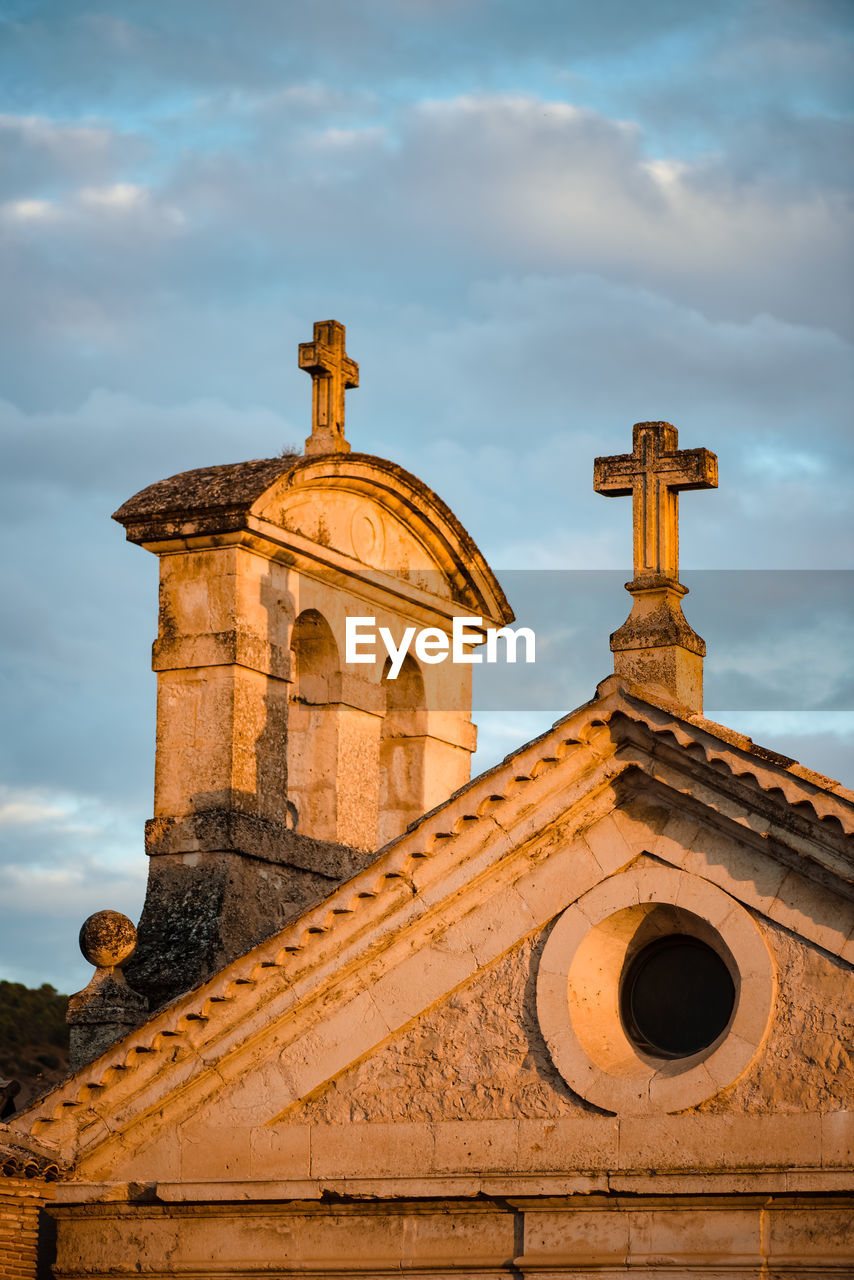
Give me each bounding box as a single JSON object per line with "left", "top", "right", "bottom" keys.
{"left": 620, "top": 933, "right": 736, "bottom": 1059}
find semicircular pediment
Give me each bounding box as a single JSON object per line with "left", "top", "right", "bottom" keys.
{"left": 252, "top": 453, "right": 512, "bottom": 625}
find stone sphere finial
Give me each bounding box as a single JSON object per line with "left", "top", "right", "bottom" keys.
{"left": 79, "top": 910, "right": 137, "bottom": 969}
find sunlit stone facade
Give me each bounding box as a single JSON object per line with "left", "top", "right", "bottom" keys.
{"left": 2, "top": 330, "right": 852, "bottom": 1276}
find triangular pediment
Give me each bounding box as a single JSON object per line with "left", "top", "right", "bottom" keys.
{"left": 10, "top": 677, "right": 854, "bottom": 1182}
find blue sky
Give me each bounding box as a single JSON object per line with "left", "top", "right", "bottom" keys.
{"left": 1, "top": 0, "right": 852, "bottom": 991}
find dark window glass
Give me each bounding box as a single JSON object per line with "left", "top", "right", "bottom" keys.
{"left": 621, "top": 934, "right": 735, "bottom": 1058}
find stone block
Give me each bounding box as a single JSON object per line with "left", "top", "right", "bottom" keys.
{"left": 769, "top": 870, "right": 854, "bottom": 957}
{"left": 309, "top": 1122, "right": 434, "bottom": 1179}
{"left": 580, "top": 811, "right": 637, "bottom": 876}
{"left": 432, "top": 1119, "right": 518, "bottom": 1172}
{"left": 368, "top": 940, "right": 478, "bottom": 1028}
{"left": 627, "top": 1204, "right": 760, "bottom": 1266}
{"left": 404, "top": 1206, "right": 515, "bottom": 1266}
{"left": 766, "top": 1204, "right": 854, "bottom": 1260}
{"left": 647, "top": 809, "right": 701, "bottom": 869}
{"left": 682, "top": 825, "right": 786, "bottom": 913}
{"left": 453, "top": 886, "right": 538, "bottom": 968}
{"left": 279, "top": 987, "right": 392, "bottom": 1101}
{"left": 516, "top": 1117, "right": 619, "bottom": 1173}
{"left": 179, "top": 1117, "right": 252, "bottom": 1181}
{"left": 609, "top": 796, "right": 672, "bottom": 859}
{"left": 822, "top": 1111, "right": 854, "bottom": 1167}
{"left": 249, "top": 1124, "right": 311, "bottom": 1179}
{"left": 619, "top": 1114, "right": 822, "bottom": 1172}
{"left": 523, "top": 1205, "right": 630, "bottom": 1265}
{"left": 513, "top": 838, "right": 601, "bottom": 925}
{"left": 78, "top": 1125, "right": 182, "bottom": 1183}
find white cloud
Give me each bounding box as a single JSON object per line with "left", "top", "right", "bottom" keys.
{"left": 0, "top": 786, "right": 142, "bottom": 860}
{"left": 394, "top": 94, "right": 852, "bottom": 334}
{"left": 0, "top": 197, "right": 59, "bottom": 222}
{"left": 139, "top": 88, "right": 853, "bottom": 337}
{"left": 309, "top": 126, "right": 387, "bottom": 150}
{"left": 743, "top": 446, "right": 828, "bottom": 482}
{"left": 70, "top": 182, "right": 187, "bottom": 228}
{"left": 1, "top": 90, "right": 850, "bottom": 375}
{"left": 0, "top": 112, "right": 140, "bottom": 202}
{"left": 642, "top": 158, "right": 687, "bottom": 186}
{"left": 0, "top": 113, "right": 114, "bottom": 154}
{"left": 0, "top": 798, "right": 65, "bottom": 826}
{"left": 78, "top": 182, "right": 148, "bottom": 210}
{"left": 0, "top": 785, "right": 146, "bottom": 988}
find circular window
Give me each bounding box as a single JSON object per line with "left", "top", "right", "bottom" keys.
{"left": 536, "top": 865, "right": 777, "bottom": 1114}
{"left": 620, "top": 933, "right": 735, "bottom": 1058}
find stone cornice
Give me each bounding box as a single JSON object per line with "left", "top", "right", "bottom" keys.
{"left": 46, "top": 1110, "right": 854, "bottom": 1203}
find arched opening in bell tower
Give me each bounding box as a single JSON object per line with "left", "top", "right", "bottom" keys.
{"left": 378, "top": 652, "right": 427, "bottom": 847}
{"left": 287, "top": 609, "right": 340, "bottom": 843}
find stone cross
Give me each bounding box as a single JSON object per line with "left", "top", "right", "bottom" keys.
{"left": 594, "top": 421, "right": 717, "bottom": 586}
{"left": 299, "top": 319, "right": 359, "bottom": 456}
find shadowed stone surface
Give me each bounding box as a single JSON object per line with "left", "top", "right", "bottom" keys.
{"left": 125, "top": 834, "right": 377, "bottom": 1010}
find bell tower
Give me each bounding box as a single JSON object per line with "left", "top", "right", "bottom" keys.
{"left": 112, "top": 321, "right": 512, "bottom": 1008}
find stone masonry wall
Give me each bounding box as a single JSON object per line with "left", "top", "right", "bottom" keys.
{"left": 300, "top": 928, "right": 598, "bottom": 1123}
{"left": 699, "top": 915, "right": 854, "bottom": 1114}
{"left": 299, "top": 912, "right": 853, "bottom": 1125}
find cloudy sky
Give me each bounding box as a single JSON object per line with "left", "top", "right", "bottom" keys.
{"left": 1, "top": 0, "right": 852, "bottom": 992}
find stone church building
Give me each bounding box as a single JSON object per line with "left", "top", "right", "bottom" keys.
{"left": 2, "top": 321, "right": 852, "bottom": 1276}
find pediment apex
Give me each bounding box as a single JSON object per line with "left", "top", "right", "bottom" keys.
{"left": 593, "top": 677, "right": 854, "bottom": 836}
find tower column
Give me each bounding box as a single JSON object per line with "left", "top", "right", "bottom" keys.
{"left": 149, "top": 543, "right": 290, "bottom": 831}
{"left": 124, "top": 540, "right": 369, "bottom": 1010}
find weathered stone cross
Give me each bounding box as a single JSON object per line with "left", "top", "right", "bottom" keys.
{"left": 594, "top": 421, "right": 717, "bottom": 586}
{"left": 299, "top": 319, "right": 359, "bottom": 456}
